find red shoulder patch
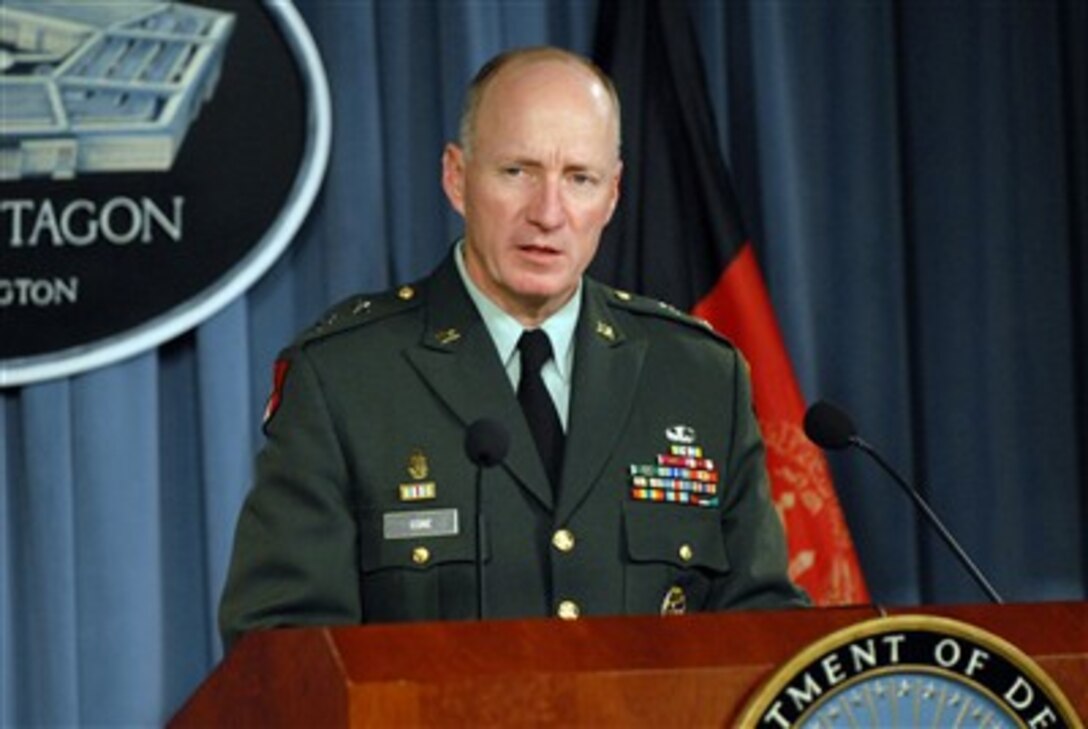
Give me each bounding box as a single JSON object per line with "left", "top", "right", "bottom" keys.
{"left": 262, "top": 358, "right": 291, "bottom": 427}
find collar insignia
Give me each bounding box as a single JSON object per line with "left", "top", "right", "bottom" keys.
{"left": 435, "top": 328, "right": 461, "bottom": 345}
{"left": 596, "top": 320, "right": 616, "bottom": 341}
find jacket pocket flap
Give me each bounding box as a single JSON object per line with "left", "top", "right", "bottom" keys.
{"left": 623, "top": 500, "right": 730, "bottom": 573}
{"left": 359, "top": 509, "right": 478, "bottom": 573}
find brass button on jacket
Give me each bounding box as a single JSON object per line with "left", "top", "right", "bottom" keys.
{"left": 556, "top": 600, "right": 580, "bottom": 620}
{"left": 552, "top": 529, "right": 575, "bottom": 553}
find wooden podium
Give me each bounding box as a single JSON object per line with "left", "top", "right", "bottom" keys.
{"left": 170, "top": 602, "right": 1086, "bottom": 726}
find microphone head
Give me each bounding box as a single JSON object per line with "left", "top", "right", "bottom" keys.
{"left": 804, "top": 400, "right": 857, "bottom": 450}
{"left": 464, "top": 418, "right": 510, "bottom": 468}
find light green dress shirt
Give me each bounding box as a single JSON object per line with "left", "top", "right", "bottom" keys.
{"left": 454, "top": 240, "right": 579, "bottom": 431}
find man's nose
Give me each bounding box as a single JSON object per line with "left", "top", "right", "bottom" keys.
{"left": 526, "top": 178, "right": 565, "bottom": 230}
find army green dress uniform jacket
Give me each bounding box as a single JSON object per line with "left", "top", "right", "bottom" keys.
{"left": 219, "top": 253, "right": 807, "bottom": 649}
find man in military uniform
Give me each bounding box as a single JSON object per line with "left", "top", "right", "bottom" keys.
{"left": 219, "top": 46, "right": 807, "bottom": 650}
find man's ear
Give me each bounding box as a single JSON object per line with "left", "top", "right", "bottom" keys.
{"left": 605, "top": 160, "right": 623, "bottom": 222}
{"left": 442, "top": 143, "right": 467, "bottom": 216}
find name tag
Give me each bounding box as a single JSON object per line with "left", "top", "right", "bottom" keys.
{"left": 383, "top": 508, "right": 459, "bottom": 540}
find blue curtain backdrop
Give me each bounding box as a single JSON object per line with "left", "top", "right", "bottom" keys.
{"left": 3, "top": 0, "right": 1085, "bottom": 724}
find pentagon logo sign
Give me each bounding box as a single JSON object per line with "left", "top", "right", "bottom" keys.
{"left": 0, "top": 0, "right": 331, "bottom": 386}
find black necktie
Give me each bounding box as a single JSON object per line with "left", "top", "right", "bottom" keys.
{"left": 517, "top": 329, "right": 565, "bottom": 492}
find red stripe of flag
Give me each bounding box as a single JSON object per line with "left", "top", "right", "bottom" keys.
{"left": 696, "top": 244, "right": 870, "bottom": 604}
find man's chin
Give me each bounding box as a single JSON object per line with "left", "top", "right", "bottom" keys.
{"left": 504, "top": 277, "right": 579, "bottom": 315}
{"left": 510, "top": 278, "right": 575, "bottom": 305}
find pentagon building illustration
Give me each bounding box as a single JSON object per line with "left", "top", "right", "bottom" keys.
{"left": 0, "top": 1, "right": 235, "bottom": 180}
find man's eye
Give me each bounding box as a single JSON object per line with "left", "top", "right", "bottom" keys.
{"left": 570, "top": 173, "right": 597, "bottom": 187}
{"left": 501, "top": 166, "right": 524, "bottom": 177}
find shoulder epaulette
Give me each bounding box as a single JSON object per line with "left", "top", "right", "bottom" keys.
{"left": 604, "top": 287, "right": 735, "bottom": 349}
{"left": 294, "top": 283, "right": 423, "bottom": 348}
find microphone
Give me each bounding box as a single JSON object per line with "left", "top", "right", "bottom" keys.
{"left": 464, "top": 418, "right": 510, "bottom": 619}
{"left": 803, "top": 400, "right": 857, "bottom": 451}
{"left": 465, "top": 418, "right": 510, "bottom": 468}
{"left": 804, "top": 400, "right": 1004, "bottom": 604}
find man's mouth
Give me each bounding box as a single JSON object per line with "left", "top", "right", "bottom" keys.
{"left": 518, "top": 243, "right": 560, "bottom": 256}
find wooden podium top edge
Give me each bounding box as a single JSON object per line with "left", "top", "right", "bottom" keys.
{"left": 309, "top": 601, "right": 1085, "bottom": 683}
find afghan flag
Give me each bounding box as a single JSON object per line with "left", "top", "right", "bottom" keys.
{"left": 591, "top": 0, "right": 869, "bottom": 605}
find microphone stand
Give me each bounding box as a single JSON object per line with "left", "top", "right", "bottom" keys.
{"left": 463, "top": 418, "right": 509, "bottom": 621}
{"left": 851, "top": 436, "right": 1004, "bottom": 604}
{"left": 475, "top": 466, "right": 487, "bottom": 620}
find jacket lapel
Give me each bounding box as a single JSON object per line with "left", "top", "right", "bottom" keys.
{"left": 403, "top": 255, "right": 554, "bottom": 510}
{"left": 556, "top": 281, "right": 647, "bottom": 524}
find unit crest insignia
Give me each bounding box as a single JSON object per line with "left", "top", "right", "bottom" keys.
{"left": 399, "top": 448, "right": 436, "bottom": 502}
{"left": 407, "top": 449, "right": 429, "bottom": 480}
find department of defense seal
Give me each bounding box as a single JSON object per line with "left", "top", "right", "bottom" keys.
{"left": 738, "top": 614, "right": 1082, "bottom": 728}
